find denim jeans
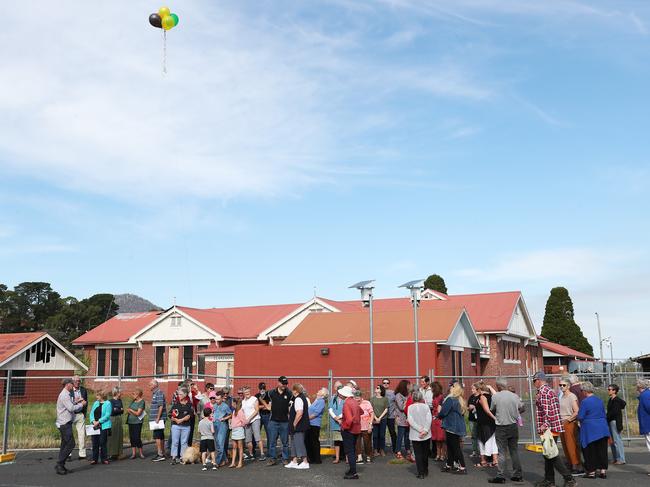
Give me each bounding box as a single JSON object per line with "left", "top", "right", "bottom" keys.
{"left": 214, "top": 420, "right": 229, "bottom": 464}
{"left": 609, "top": 420, "right": 625, "bottom": 463}
{"left": 170, "top": 424, "right": 190, "bottom": 459}
{"left": 396, "top": 425, "right": 411, "bottom": 454}
{"left": 386, "top": 418, "right": 397, "bottom": 452}
{"left": 495, "top": 423, "right": 522, "bottom": 479}
{"left": 372, "top": 417, "right": 387, "bottom": 452}
{"left": 267, "top": 420, "right": 289, "bottom": 460}
{"left": 260, "top": 413, "right": 270, "bottom": 451}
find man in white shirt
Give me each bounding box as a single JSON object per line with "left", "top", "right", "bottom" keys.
{"left": 242, "top": 386, "right": 265, "bottom": 460}
{"left": 419, "top": 376, "right": 433, "bottom": 410}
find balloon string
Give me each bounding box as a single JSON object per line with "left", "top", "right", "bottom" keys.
{"left": 163, "top": 29, "right": 167, "bottom": 75}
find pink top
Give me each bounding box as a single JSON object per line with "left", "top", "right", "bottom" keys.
{"left": 230, "top": 409, "right": 247, "bottom": 429}
{"left": 359, "top": 400, "right": 373, "bottom": 431}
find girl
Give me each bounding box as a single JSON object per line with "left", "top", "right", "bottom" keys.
{"left": 431, "top": 381, "right": 446, "bottom": 462}
{"left": 89, "top": 389, "right": 112, "bottom": 465}
{"left": 229, "top": 397, "right": 247, "bottom": 468}
{"left": 126, "top": 387, "right": 146, "bottom": 459}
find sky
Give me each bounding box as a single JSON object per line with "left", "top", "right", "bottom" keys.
{"left": 1, "top": 0, "right": 649, "bottom": 359}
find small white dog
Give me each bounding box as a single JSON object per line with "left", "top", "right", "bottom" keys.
{"left": 181, "top": 445, "right": 201, "bottom": 465}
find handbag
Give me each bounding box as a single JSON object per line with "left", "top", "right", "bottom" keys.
{"left": 541, "top": 430, "right": 559, "bottom": 459}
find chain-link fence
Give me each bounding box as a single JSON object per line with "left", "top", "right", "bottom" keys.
{"left": 1, "top": 371, "right": 648, "bottom": 451}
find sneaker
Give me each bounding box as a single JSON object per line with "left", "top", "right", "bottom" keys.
{"left": 295, "top": 462, "right": 310, "bottom": 470}
{"left": 152, "top": 455, "right": 166, "bottom": 462}
{"left": 258, "top": 455, "right": 267, "bottom": 461}
{"left": 266, "top": 459, "right": 278, "bottom": 466}
{"left": 488, "top": 478, "right": 506, "bottom": 484}
{"left": 212, "top": 465, "right": 218, "bottom": 470}
{"left": 571, "top": 470, "right": 585, "bottom": 477}
{"left": 344, "top": 473, "right": 359, "bottom": 480}
{"left": 170, "top": 458, "right": 177, "bottom": 465}
{"left": 202, "top": 465, "right": 208, "bottom": 471}
{"left": 511, "top": 477, "right": 524, "bottom": 483}
{"left": 284, "top": 461, "right": 298, "bottom": 468}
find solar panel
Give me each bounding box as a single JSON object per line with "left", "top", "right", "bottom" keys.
{"left": 398, "top": 279, "right": 424, "bottom": 289}
{"left": 348, "top": 280, "right": 375, "bottom": 289}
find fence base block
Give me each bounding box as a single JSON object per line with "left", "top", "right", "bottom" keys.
{"left": 0, "top": 452, "right": 16, "bottom": 464}
{"left": 525, "top": 444, "right": 543, "bottom": 453}
{"left": 320, "top": 447, "right": 335, "bottom": 456}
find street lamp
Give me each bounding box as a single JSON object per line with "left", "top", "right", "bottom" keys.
{"left": 399, "top": 279, "right": 425, "bottom": 377}
{"left": 602, "top": 337, "right": 614, "bottom": 383}
{"left": 349, "top": 280, "right": 375, "bottom": 382}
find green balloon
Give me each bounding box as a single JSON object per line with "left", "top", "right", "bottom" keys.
{"left": 170, "top": 13, "right": 179, "bottom": 26}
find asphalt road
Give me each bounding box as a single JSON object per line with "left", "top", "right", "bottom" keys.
{"left": 1, "top": 442, "right": 648, "bottom": 487}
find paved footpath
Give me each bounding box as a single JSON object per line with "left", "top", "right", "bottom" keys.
{"left": 1, "top": 443, "right": 648, "bottom": 487}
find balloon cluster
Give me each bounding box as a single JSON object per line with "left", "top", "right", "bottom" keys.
{"left": 149, "top": 6, "right": 179, "bottom": 31}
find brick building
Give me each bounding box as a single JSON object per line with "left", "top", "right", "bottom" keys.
{"left": 1, "top": 332, "right": 88, "bottom": 403}
{"left": 72, "top": 289, "right": 542, "bottom": 397}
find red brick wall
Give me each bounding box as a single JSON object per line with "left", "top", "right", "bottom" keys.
{"left": 479, "top": 335, "right": 543, "bottom": 377}
{"left": 1, "top": 369, "right": 76, "bottom": 404}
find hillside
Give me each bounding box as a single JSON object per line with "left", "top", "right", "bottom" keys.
{"left": 114, "top": 293, "right": 162, "bottom": 313}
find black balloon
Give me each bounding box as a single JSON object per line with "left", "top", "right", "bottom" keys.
{"left": 149, "top": 13, "right": 162, "bottom": 28}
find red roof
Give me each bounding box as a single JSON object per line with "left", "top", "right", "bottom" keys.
{"left": 72, "top": 312, "right": 161, "bottom": 345}
{"left": 540, "top": 340, "right": 594, "bottom": 360}
{"left": 0, "top": 332, "right": 47, "bottom": 364}
{"left": 73, "top": 303, "right": 305, "bottom": 345}
{"left": 284, "top": 307, "right": 466, "bottom": 345}
{"left": 322, "top": 291, "right": 522, "bottom": 333}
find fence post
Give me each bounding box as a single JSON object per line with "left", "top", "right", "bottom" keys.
{"left": 2, "top": 370, "right": 11, "bottom": 454}
{"left": 527, "top": 372, "right": 537, "bottom": 445}
{"left": 328, "top": 369, "right": 333, "bottom": 448}
{"left": 620, "top": 373, "right": 631, "bottom": 443}
{"left": 118, "top": 374, "right": 122, "bottom": 392}
{"left": 225, "top": 368, "right": 231, "bottom": 389}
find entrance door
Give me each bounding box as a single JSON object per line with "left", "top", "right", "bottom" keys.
{"left": 168, "top": 346, "right": 179, "bottom": 377}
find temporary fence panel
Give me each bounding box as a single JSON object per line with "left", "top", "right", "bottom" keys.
{"left": 2, "top": 371, "right": 649, "bottom": 450}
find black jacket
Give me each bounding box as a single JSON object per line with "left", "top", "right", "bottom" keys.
{"left": 606, "top": 395, "right": 626, "bottom": 432}
{"left": 71, "top": 386, "right": 89, "bottom": 416}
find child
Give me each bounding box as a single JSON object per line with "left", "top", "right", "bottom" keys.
{"left": 229, "top": 397, "right": 247, "bottom": 468}
{"left": 199, "top": 408, "right": 217, "bottom": 470}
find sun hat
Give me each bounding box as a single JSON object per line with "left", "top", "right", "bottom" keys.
{"left": 338, "top": 386, "right": 354, "bottom": 398}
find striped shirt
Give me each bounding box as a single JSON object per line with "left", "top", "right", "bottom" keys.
{"left": 150, "top": 388, "right": 167, "bottom": 421}
{"left": 536, "top": 383, "right": 563, "bottom": 434}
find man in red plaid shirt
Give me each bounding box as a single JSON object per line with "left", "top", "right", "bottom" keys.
{"left": 533, "top": 371, "right": 577, "bottom": 487}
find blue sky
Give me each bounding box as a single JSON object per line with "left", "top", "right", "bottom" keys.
{"left": 1, "top": 0, "right": 648, "bottom": 358}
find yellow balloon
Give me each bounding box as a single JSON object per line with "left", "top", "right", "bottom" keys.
{"left": 162, "top": 15, "right": 175, "bottom": 30}
{"left": 158, "top": 6, "right": 170, "bottom": 18}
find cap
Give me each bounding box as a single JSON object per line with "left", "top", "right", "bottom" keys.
{"left": 208, "top": 392, "right": 217, "bottom": 399}
{"left": 278, "top": 376, "right": 289, "bottom": 385}
{"left": 258, "top": 382, "right": 266, "bottom": 389}
{"left": 348, "top": 379, "right": 358, "bottom": 388}
{"left": 532, "top": 371, "right": 547, "bottom": 381}
{"left": 448, "top": 379, "right": 458, "bottom": 388}
{"left": 62, "top": 378, "right": 74, "bottom": 385}
{"left": 338, "top": 386, "right": 354, "bottom": 398}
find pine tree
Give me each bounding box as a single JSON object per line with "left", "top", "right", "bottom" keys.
{"left": 423, "top": 274, "right": 448, "bottom": 294}
{"left": 541, "top": 287, "right": 594, "bottom": 356}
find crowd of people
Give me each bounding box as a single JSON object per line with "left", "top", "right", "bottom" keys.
{"left": 54, "top": 372, "right": 650, "bottom": 483}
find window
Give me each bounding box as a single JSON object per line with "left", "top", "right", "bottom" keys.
{"left": 197, "top": 345, "right": 207, "bottom": 377}
{"left": 471, "top": 350, "right": 478, "bottom": 366}
{"left": 155, "top": 346, "right": 165, "bottom": 377}
{"left": 183, "top": 346, "right": 193, "bottom": 375}
{"left": 3, "top": 370, "right": 27, "bottom": 397}
{"left": 110, "top": 349, "right": 119, "bottom": 376}
{"left": 97, "top": 349, "right": 106, "bottom": 377}
{"left": 123, "top": 349, "right": 133, "bottom": 377}
{"left": 170, "top": 315, "right": 182, "bottom": 327}
{"left": 451, "top": 350, "right": 463, "bottom": 377}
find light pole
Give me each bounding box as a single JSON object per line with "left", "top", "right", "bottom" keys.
{"left": 602, "top": 337, "right": 614, "bottom": 383}
{"left": 596, "top": 312, "right": 604, "bottom": 364}
{"left": 399, "top": 279, "right": 424, "bottom": 378}
{"left": 349, "top": 280, "right": 375, "bottom": 383}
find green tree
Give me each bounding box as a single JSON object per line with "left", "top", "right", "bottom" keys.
{"left": 2, "top": 282, "right": 63, "bottom": 332}
{"left": 46, "top": 293, "right": 118, "bottom": 348}
{"left": 541, "top": 286, "right": 594, "bottom": 356}
{"left": 423, "top": 274, "right": 448, "bottom": 294}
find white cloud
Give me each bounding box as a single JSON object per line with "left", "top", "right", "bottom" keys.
{"left": 0, "top": 1, "right": 491, "bottom": 204}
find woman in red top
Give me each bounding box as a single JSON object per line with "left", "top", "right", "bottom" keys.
{"left": 340, "top": 386, "right": 361, "bottom": 480}
{"left": 430, "top": 381, "right": 446, "bottom": 461}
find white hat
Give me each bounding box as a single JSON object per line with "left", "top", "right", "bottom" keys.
{"left": 338, "top": 386, "right": 354, "bottom": 398}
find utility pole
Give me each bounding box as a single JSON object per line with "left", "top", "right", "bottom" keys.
{"left": 596, "top": 312, "right": 604, "bottom": 363}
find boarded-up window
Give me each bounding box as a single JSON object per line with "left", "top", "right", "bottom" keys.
{"left": 155, "top": 347, "right": 165, "bottom": 377}
{"left": 197, "top": 345, "right": 207, "bottom": 377}
{"left": 110, "top": 349, "right": 119, "bottom": 376}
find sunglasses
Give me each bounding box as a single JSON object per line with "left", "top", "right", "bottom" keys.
{"left": 382, "top": 382, "right": 389, "bottom": 385}
{"left": 559, "top": 384, "right": 568, "bottom": 387}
